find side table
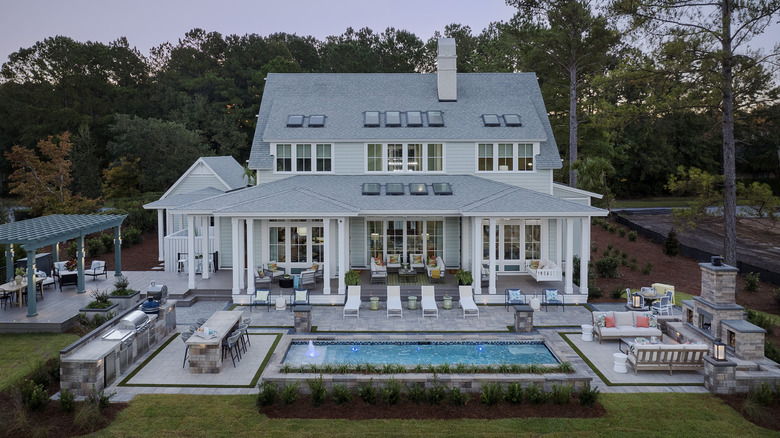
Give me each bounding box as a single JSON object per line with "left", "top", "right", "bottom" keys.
{"left": 369, "top": 296, "right": 380, "bottom": 311}
{"left": 442, "top": 296, "right": 453, "bottom": 310}
{"left": 408, "top": 296, "right": 418, "bottom": 310}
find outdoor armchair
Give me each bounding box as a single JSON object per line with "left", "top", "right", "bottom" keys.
{"left": 289, "top": 289, "right": 310, "bottom": 311}
{"left": 505, "top": 288, "right": 526, "bottom": 311}
{"left": 252, "top": 289, "right": 272, "bottom": 312}
{"left": 85, "top": 261, "right": 107, "bottom": 281}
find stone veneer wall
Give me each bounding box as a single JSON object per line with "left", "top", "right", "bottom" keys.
{"left": 699, "top": 262, "right": 738, "bottom": 305}
{"left": 692, "top": 298, "right": 744, "bottom": 339}
{"left": 513, "top": 305, "right": 534, "bottom": 333}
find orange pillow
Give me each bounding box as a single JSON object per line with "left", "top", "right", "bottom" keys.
{"left": 636, "top": 316, "right": 649, "bottom": 328}
{"left": 605, "top": 316, "right": 616, "bottom": 328}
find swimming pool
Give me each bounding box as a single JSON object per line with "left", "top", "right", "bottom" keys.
{"left": 282, "top": 340, "right": 559, "bottom": 366}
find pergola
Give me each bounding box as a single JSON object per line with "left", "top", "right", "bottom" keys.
{"left": 0, "top": 214, "right": 127, "bottom": 317}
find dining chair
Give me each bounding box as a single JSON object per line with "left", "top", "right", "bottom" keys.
{"left": 181, "top": 331, "right": 193, "bottom": 368}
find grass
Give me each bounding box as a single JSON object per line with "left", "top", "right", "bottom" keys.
{"left": 0, "top": 332, "right": 79, "bottom": 391}
{"left": 92, "top": 392, "right": 778, "bottom": 437}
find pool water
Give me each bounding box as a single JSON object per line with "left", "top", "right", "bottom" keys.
{"left": 282, "top": 340, "right": 559, "bottom": 366}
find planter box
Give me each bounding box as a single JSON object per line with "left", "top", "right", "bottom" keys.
{"left": 78, "top": 303, "right": 119, "bottom": 321}
{"left": 109, "top": 290, "right": 140, "bottom": 310}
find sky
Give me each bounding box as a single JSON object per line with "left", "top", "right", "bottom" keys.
{"left": 1, "top": 0, "right": 777, "bottom": 66}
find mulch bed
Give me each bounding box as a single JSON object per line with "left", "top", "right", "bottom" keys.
{"left": 718, "top": 394, "right": 780, "bottom": 432}
{"left": 260, "top": 395, "right": 605, "bottom": 420}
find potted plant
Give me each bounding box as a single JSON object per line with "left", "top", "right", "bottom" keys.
{"left": 108, "top": 275, "right": 140, "bottom": 310}
{"left": 455, "top": 269, "right": 473, "bottom": 286}
{"left": 79, "top": 289, "right": 119, "bottom": 321}
{"left": 14, "top": 267, "right": 25, "bottom": 284}
{"left": 345, "top": 270, "right": 361, "bottom": 286}
{"left": 65, "top": 259, "right": 77, "bottom": 272}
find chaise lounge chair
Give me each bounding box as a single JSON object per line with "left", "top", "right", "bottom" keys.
{"left": 421, "top": 285, "right": 438, "bottom": 318}
{"left": 386, "top": 285, "right": 402, "bottom": 318}
{"left": 459, "top": 286, "right": 479, "bottom": 318}
{"left": 343, "top": 285, "right": 361, "bottom": 318}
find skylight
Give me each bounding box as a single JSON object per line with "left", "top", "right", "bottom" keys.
{"left": 287, "top": 115, "right": 304, "bottom": 127}
{"left": 432, "top": 183, "right": 452, "bottom": 195}
{"left": 362, "top": 183, "right": 380, "bottom": 195}
{"left": 407, "top": 111, "right": 423, "bottom": 127}
{"left": 386, "top": 111, "right": 401, "bottom": 127}
{"left": 503, "top": 114, "right": 522, "bottom": 126}
{"left": 309, "top": 115, "right": 325, "bottom": 127}
{"left": 364, "top": 111, "right": 380, "bottom": 127}
{"left": 481, "top": 114, "right": 500, "bottom": 127}
{"left": 410, "top": 183, "right": 428, "bottom": 195}
{"left": 386, "top": 183, "right": 404, "bottom": 195}
{"left": 427, "top": 111, "right": 444, "bottom": 127}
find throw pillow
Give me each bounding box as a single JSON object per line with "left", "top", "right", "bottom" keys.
{"left": 257, "top": 268, "right": 264, "bottom": 278}
{"left": 545, "top": 289, "right": 558, "bottom": 302}
{"left": 641, "top": 312, "right": 658, "bottom": 328}
{"left": 432, "top": 270, "right": 440, "bottom": 279}
{"left": 295, "top": 290, "right": 308, "bottom": 302}
{"left": 636, "top": 316, "right": 649, "bottom": 328}
{"left": 530, "top": 260, "right": 539, "bottom": 270}
{"left": 312, "top": 264, "right": 319, "bottom": 271}
{"left": 508, "top": 289, "right": 523, "bottom": 302}
{"left": 428, "top": 257, "right": 437, "bottom": 267}
{"left": 389, "top": 255, "right": 399, "bottom": 264}
{"left": 256, "top": 290, "right": 269, "bottom": 301}
{"left": 268, "top": 262, "right": 277, "bottom": 271}
{"left": 596, "top": 313, "right": 607, "bottom": 327}
{"left": 412, "top": 254, "right": 423, "bottom": 265}
{"left": 374, "top": 257, "right": 383, "bottom": 266}
{"left": 605, "top": 315, "right": 616, "bottom": 328}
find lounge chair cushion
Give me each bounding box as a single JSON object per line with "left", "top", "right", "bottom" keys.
{"left": 432, "top": 270, "right": 440, "bottom": 279}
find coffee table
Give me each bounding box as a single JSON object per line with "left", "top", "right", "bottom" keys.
{"left": 619, "top": 336, "right": 660, "bottom": 353}
{"left": 398, "top": 268, "right": 416, "bottom": 281}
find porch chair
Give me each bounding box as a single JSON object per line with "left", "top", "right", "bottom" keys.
{"left": 505, "top": 288, "right": 526, "bottom": 311}
{"left": 386, "top": 254, "right": 402, "bottom": 272}
{"left": 53, "top": 261, "right": 67, "bottom": 279}
{"left": 255, "top": 268, "right": 272, "bottom": 290}
{"left": 370, "top": 257, "right": 387, "bottom": 284}
{"left": 177, "top": 253, "right": 188, "bottom": 273}
{"left": 421, "top": 285, "right": 438, "bottom": 318}
{"left": 311, "top": 263, "right": 324, "bottom": 282}
{"left": 542, "top": 288, "right": 564, "bottom": 312}
{"left": 0, "top": 291, "right": 10, "bottom": 310}
{"left": 625, "top": 288, "right": 632, "bottom": 307}
{"left": 252, "top": 289, "right": 272, "bottom": 312}
{"left": 289, "top": 289, "right": 310, "bottom": 312}
{"left": 651, "top": 295, "right": 672, "bottom": 316}
{"left": 299, "top": 269, "right": 316, "bottom": 288}
{"left": 386, "top": 285, "right": 402, "bottom": 318}
{"left": 263, "top": 262, "right": 285, "bottom": 282}
{"left": 343, "top": 285, "right": 361, "bottom": 318}
{"left": 409, "top": 254, "right": 425, "bottom": 270}
{"left": 481, "top": 266, "right": 489, "bottom": 287}
{"left": 459, "top": 285, "right": 479, "bottom": 318}
{"left": 35, "top": 271, "right": 55, "bottom": 290}
{"left": 85, "top": 261, "right": 107, "bottom": 281}
{"left": 426, "top": 256, "right": 445, "bottom": 284}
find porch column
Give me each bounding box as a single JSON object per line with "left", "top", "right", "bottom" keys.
{"left": 580, "top": 217, "right": 589, "bottom": 296}
{"left": 25, "top": 248, "right": 37, "bottom": 317}
{"left": 488, "top": 217, "right": 497, "bottom": 294}
{"left": 166, "top": 211, "right": 174, "bottom": 235}
{"left": 556, "top": 219, "right": 563, "bottom": 268}
{"left": 460, "top": 217, "right": 469, "bottom": 270}
{"left": 202, "top": 216, "right": 210, "bottom": 280}
{"left": 77, "top": 236, "right": 85, "bottom": 294}
{"left": 187, "top": 215, "right": 196, "bottom": 290}
{"left": 472, "top": 217, "right": 481, "bottom": 295}
{"left": 157, "top": 209, "right": 165, "bottom": 262}
{"left": 114, "top": 226, "right": 122, "bottom": 277}
{"left": 565, "top": 218, "right": 574, "bottom": 294}
{"left": 213, "top": 217, "right": 221, "bottom": 270}
{"left": 238, "top": 219, "right": 246, "bottom": 290}
{"left": 338, "top": 218, "right": 346, "bottom": 294}
{"left": 323, "top": 218, "right": 332, "bottom": 294}
{"left": 5, "top": 244, "right": 13, "bottom": 282}
{"left": 231, "top": 218, "right": 240, "bottom": 294}
{"left": 246, "top": 219, "right": 254, "bottom": 292}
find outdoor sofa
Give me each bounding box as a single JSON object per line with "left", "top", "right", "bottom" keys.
{"left": 591, "top": 310, "right": 663, "bottom": 343}
{"left": 626, "top": 342, "right": 709, "bottom": 375}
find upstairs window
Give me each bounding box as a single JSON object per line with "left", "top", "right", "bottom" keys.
{"left": 367, "top": 144, "right": 383, "bottom": 172}
{"left": 367, "top": 143, "right": 445, "bottom": 172}
{"left": 477, "top": 143, "right": 535, "bottom": 172}
{"left": 316, "top": 144, "right": 331, "bottom": 172}
{"left": 275, "top": 143, "right": 332, "bottom": 173}
{"left": 427, "top": 143, "right": 443, "bottom": 171}
{"left": 498, "top": 143, "right": 513, "bottom": 171}
{"left": 478, "top": 143, "right": 494, "bottom": 171}
{"left": 518, "top": 143, "right": 534, "bottom": 171}
{"left": 296, "top": 144, "right": 312, "bottom": 172}
{"left": 276, "top": 144, "right": 292, "bottom": 172}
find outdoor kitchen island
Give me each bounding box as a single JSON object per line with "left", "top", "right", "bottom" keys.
{"left": 186, "top": 311, "right": 242, "bottom": 373}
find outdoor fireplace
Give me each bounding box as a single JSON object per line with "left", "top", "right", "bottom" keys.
{"left": 698, "top": 309, "right": 713, "bottom": 331}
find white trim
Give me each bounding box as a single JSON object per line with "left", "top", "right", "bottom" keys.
{"left": 462, "top": 211, "right": 607, "bottom": 217}
{"left": 160, "top": 158, "right": 232, "bottom": 200}
{"left": 552, "top": 182, "right": 604, "bottom": 199}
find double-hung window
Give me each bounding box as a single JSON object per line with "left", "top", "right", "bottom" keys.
{"left": 296, "top": 144, "right": 311, "bottom": 172}
{"left": 478, "top": 144, "right": 493, "bottom": 171}
{"left": 369, "top": 143, "right": 444, "bottom": 172}
{"left": 316, "top": 144, "right": 331, "bottom": 172}
{"left": 477, "top": 143, "right": 535, "bottom": 172}
{"left": 276, "top": 144, "right": 292, "bottom": 172}
{"left": 275, "top": 143, "right": 332, "bottom": 173}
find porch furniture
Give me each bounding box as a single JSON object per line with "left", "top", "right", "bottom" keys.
{"left": 224, "top": 333, "right": 242, "bottom": 367}
{"left": 386, "top": 254, "right": 402, "bottom": 272}
{"left": 370, "top": 296, "right": 380, "bottom": 310}
{"left": 85, "top": 260, "right": 107, "bottom": 281}
{"left": 581, "top": 324, "right": 593, "bottom": 342}
{"left": 459, "top": 285, "right": 479, "bottom": 318}
{"left": 542, "top": 289, "right": 564, "bottom": 312}
{"left": 407, "top": 295, "right": 417, "bottom": 310}
{"left": 370, "top": 257, "right": 387, "bottom": 284}
{"left": 35, "top": 271, "right": 55, "bottom": 289}
{"left": 481, "top": 266, "right": 489, "bottom": 287}
{"left": 196, "top": 318, "right": 207, "bottom": 326}
{"left": 613, "top": 352, "right": 628, "bottom": 373}
{"left": 426, "top": 256, "right": 445, "bottom": 283}
{"left": 0, "top": 291, "right": 10, "bottom": 310}
{"left": 53, "top": 261, "right": 67, "bottom": 278}
{"left": 289, "top": 289, "right": 310, "bottom": 311}
{"left": 343, "top": 285, "right": 361, "bottom": 318}
{"left": 251, "top": 289, "right": 272, "bottom": 312}
{"left": 386, "top": 286, "right": 402, "bottom": 318}
{"left": 525, "top": 259, "right": 562, "bottom": 281}
{"left": 264, "top": 262, "right": 285, "bottom": 282}
{"left": 651, "top": 295, "right": 673, "bottom": 316}
{"left": 421, "top": 285, "right": 438, "bottom": 318}
{"left": 626, "top": 342, "right": 709, "bottom": 375}
{"left": 505, "top": 288, "right": 526, "bottom": 311}
{"left": 299, "top": 269, "right": 316, "bottom": 288}
{"left": 311, "top": 263, "right": 324, "bottom": 281}
{"left": 409, "top": 254, "right": 425, "bottom": 270}
{"left": 1, "top": 279, "right": 43, "bottom": 307}
{"left": 255, "top": 271, "right": 272, "bottom": 290}
{"left": 397, "top": 268, "right": 416, "bottom": 282}
{"left": 59, "top": 272, "right": 78, "bottom": 290}
{"left": 278, "top": 277, "right": 294, "bottom": 289}
{"left": 177, "top": 253, "right": 188, "bottom": 273}
{"left": 591, "top": 310, "right": 663, "bottom": 344}
{"left": 185, "top": 310, "right": 242, "bottom": 373}
{"left": 651, "top": 282, "right": 675, "bottom": 305}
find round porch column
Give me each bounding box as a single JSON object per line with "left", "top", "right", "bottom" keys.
{"left": 323, "top": 218, "right": 332, "bottom": 294}
{"left": 472, "top": 217, "right": 481, "bottom": 295}
{"left": 157, "top": 209, "right": 165, "bottom": 262}
{"left": 338, "top": 218, "right": 346, "bottom": 294}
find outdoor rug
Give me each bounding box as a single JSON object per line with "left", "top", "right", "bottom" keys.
{"left": 387, "top": 273, "right": 430, "bottom": 286}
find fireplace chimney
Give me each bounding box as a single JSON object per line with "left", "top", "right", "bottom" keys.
{"left": 437, "top": 38, "right": 457, "bottom": 102}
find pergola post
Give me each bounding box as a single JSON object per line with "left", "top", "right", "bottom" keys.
{"left": 52, "top": 241, "right": 60, "bottom": 265}
{"left": 26, "top": 248, "right": 37, "bottom": 317}
{"left": 5, "top": 244, "right": 13, "bottom": 282}
{"left": 77, "top": 236, "right": 86, "bottom": 294}
{"left": 114, "top": 226, "right": 122, "bottom": 277}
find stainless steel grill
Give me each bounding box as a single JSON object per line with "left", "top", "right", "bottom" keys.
{"left": 120, "top": 310, "right": 151, "bottom": 332}
{"left": 147, "top": 282, "right": 168, "bottom": 303}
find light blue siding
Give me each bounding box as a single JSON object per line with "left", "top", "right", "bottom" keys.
{"left": 349, "top": 217, "right": 365, "bottom": 267}
{"left": 444, "top": 217, "right": 460, "bottom": 268}
{"left": 169, "top": 174, "right": 226, "bottom": 196}
{"left": 334, "top": 143, "right": 364, "bottom": 174}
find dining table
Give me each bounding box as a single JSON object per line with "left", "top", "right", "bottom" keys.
{"left": 185, "top": 310, "right": 243, "bottom": 373}
{"left": 0, "top": 278, "right": 43, "bottom": 308}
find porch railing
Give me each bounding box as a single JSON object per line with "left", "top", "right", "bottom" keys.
{"left": 163, "top": 227, "right": 215, "bottom": 272}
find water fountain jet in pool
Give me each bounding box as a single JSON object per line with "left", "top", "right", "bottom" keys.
{"left": 307, "top": 340, "right": 320, "bottom": 357}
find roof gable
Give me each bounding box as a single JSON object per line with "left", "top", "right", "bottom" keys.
{"left": 160, "top": 156, "right": 246, "bottom": 200}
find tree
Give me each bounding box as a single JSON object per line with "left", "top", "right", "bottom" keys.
{"left": 5, "top": 132, "right": 100, "bottom": 215}
{"left": 572, "top": 156, "right": 616, "bottom": 209}
{"left": 666, "top": 166, "right": 723, "bottom": 229}
{"left": 507, "top": 0, "right": 620, "bottom": 187}
{"left": 612, "top": 0, "right": 780, "bottom": 266}
{"left": 103, "top": 157, "right": 141, "bottom": 199}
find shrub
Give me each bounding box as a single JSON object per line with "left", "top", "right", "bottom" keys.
{"left": 558, "top": 362, "right": 575, "bottom": 373}
{"left": 588, "top": 286, "right": 603, "bottom": 299}
{"left": 577, "top": 382, "right": 600, "bottom": 406}
{"left": 628, "top": 230, "right": 637, "bottom": 241}
{"left": 86, "top": 237, "right": 104, "bottom": 257}
{"left": 307, "top": 375, "right": 327, "bottom": 407}
{"left": 358, "top": 380, "right": 377, "bottom": 405}
{"left": 480, "top": 382, "right": 503, "bottom": 406}
{"left": 572, "top": 256, "right": 581, "bottom": 287}
{"left": 746, "top": 309, "right": 775, "bottom": 335}
{"left": 607, "top": 243, "right": 613, "bottom": 251}
{"left": 256, "top": 381, "right": 278, "bottom": 407}
{"left": 630, "top": 262, "right": 638, "bottom": 271}
{"left": 448, "top": 387, "right": 470, "bottom": 406}
{"left": 595, "top": 256, "right": 620, "bottom": 278}
{"left": 642, "top": 262, "right": 653, "bottom": 275}
{"left": 764, "top": 340, "right": 780, "bottom": 363}
{"left": 100, "top": 233, "right": 114, "bottom": 252}
{"left": 551, "top": 383, "right": 572, "bottom": 405}
{"left": 774, "top": 289, "right": 780, "bottom": 306}
{"left": 84, "top": 290, "right": 113, "bottom": 309}
{"left": 280, "top": 382, "right": 299, "bottom": 405}
{"left": 122, "top": 227, "right": 142, "bottom": 248}
{"left": 381, "top": 377, "right": 402, "bottom": 405}
{"left": 610, "top": 287, "right": 625, "bottom": 300}
{"left": 600, "top": 221, "right": 610, "bottom": 231}
{"left": 406, "top": 382, "right": 426, "bottom": 404}
{"left": 525, "top": 383, "right": 549, "bottom": 405}
{"left": 427, "top": 381, "right": 447, "bottom": 405}
{"left": 66, "top": 241, "right": 78, "bottom": 260}
{"left": 745, "top": 272, "right": 760, "bottom": 292}
{"left": 505, "top": 382, "right": 524, "bottom": 404}
{"left": 618, "top": 228, "right": 627, "bottom": 237}
{"left": 73, "top": 402, "right": 105, "bottom": 434}
{"left": 592, "top": 244, "right": 598, "bottom": 253}
{"left": 663, "top": 229, "right": 680, "bottom": 257}
{"left": 18, "top": 379, "right": 49, "bottom": 412}
{"left": 607, "top": 224, "right": 617, "bottom": 233}
{"left": 749, "top": 382, "right": 774, "bottom": 406}
{"left": 331, "top": 384, "right": 353, "bottom": 405}
{"left": 59, "top": 387, "right": 75, "bottom": 412}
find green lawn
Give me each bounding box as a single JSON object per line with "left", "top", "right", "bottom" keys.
{"left": 0, "top": 332, "right": 79, "bottom": 390}
{"left": 94, "top": 392, "right": 777, "bottom": 437}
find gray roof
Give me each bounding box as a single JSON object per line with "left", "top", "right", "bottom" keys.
{"left": 144, "top": 187, "right": 225, "bottom": 209}
{"left": 0, "top": 214, "right": 126, "bottom": 249}
{"left": 171, "top": 175, "right": 605, "bottom": 217}
{"left": 248, "top": 73, "right": 561, "bottom": 170}
{"left": 201, "top": 156, "right": 247, "bottom": 190}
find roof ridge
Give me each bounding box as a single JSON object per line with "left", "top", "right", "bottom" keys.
{"left": 458, "top": 186, "right": 519, "bottom": 212}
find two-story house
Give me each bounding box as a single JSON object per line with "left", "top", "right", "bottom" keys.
{"left": 146, "top": 38, "right": 607, "bottom": 303}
